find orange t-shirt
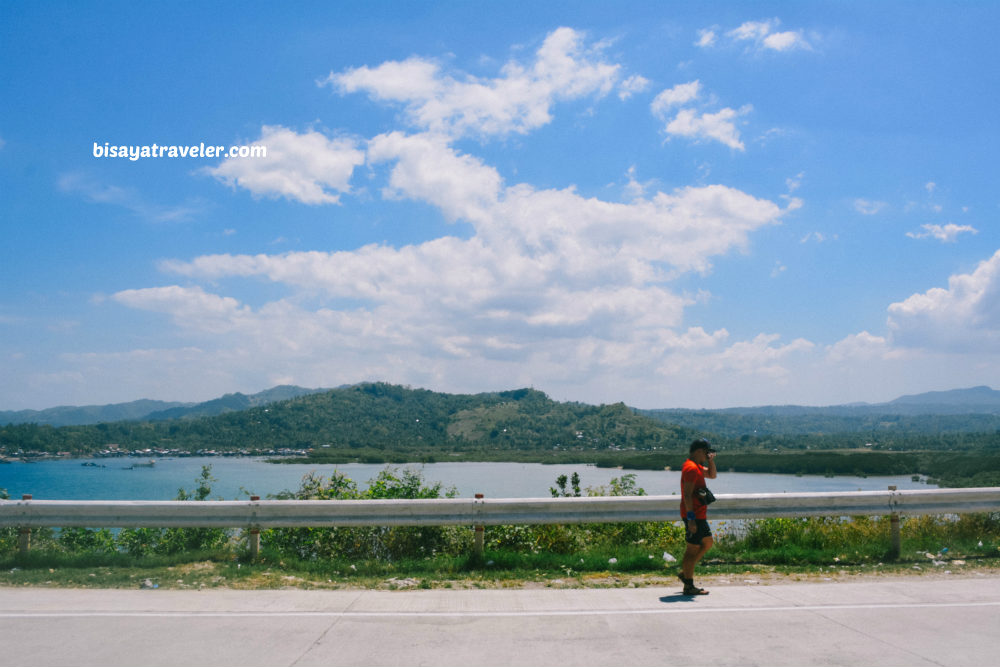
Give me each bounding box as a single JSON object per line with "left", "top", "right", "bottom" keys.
{"left": 679, "top": 458, "right": 708, "bottom": 519}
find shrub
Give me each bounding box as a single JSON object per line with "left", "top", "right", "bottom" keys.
{"left": 264, "top": 467, "right": 466, "bottom": 561}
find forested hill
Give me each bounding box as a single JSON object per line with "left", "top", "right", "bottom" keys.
{"left": 0, "top": 383, "right": 700, "bottom": 457}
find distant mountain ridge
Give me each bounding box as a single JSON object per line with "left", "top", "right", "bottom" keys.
{"left": 887, "top": 385, "right": 1000, "bottom": 412}
{"left": 710, "top": 385, "right": 1000, "bottom": 417}
{"left": 0, "top": 399, "right": 190, "bottom": 428}
{"left": 3, "top": 384, "right": 998, "bottom": 430}
{"left": 639, "top": 386, "right": 1000, "bottom": 437}
{"left": 143, "top": 385, "right": 331, "bottom": 421}
{"left": 0, "top": 386, "right": 330, "bottom": 427}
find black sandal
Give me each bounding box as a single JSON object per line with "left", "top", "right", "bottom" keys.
{"left": 683, "top": 584, "right": 709, "bottom": 595}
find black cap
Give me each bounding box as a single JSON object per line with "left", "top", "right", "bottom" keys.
{"left": 689, "top": 439, "right": 716, "bottom": 454}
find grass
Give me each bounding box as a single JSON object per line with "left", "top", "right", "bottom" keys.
{"left": 3, "top": 554, "right": 998, "bottom": 591}
{"left": 2, "top": 526, "right": 998, "bottom": 591}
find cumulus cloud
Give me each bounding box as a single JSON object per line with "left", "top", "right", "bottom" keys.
{"left": 618, "top": 74, "right": 650, "bottom": 100}
{"left": 206, "top": 125, "right": 364, "bottom": 205}
{"left": 658, "top": 332, "right": 813, "bottom": 382}
{"left": 650, "top": 81, "right": 701, "bottom": 114}
{"left": 888, "top": 250, "right": 1000, "bottom": 351}
{"left": 366, "top": 131, "right": 502, "bottom": 224}
{"left": 112, "top": 285, "right": 253, "bottom": 335}
{"left": 322, "top": 27, "right": 620, "bottom": 139}
{"left": 664, "top": 106, "right": 751, "bottom": 151}
{"left": 163, "top": 170, "right": 786, "bottom": 324}
{"left": 726, "top": 19, "right": 811, "bottom": 52}
{"left": 906, "top": 223, "right": 978, "bottom": 243}
{"left": 826, "top": 331, "right": 891, "bottom": 363}
{"left": 650, "top": 79, "right": 750, "bottom": 150}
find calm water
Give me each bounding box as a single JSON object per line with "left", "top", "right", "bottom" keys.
{"left": 0, "top": 458, "right": 934, "bottom": 501}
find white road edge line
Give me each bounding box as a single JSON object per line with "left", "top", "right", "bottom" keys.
{"left": 2, "top": 601, "right": 999, "bottom": 618}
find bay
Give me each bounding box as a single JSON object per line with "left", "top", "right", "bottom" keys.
{"left": 0, "top": 457, "right": 934, "bottom": 501}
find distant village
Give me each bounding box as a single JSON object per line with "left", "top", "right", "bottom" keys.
{"left": 0, "top": 443, "right": 311, "bottom": 463}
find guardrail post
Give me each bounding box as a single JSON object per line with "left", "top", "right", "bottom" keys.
{"left": 473, "top": 493, "right": 484, "bottom": 559}
{"left": 18, "top": 495, "right": 32, "bottom": 556}
{"left": 888, "top": 486, "right": 901, "bottom": 560}
{"left": 248, "top": 496, "right": 261, "bottom": 559}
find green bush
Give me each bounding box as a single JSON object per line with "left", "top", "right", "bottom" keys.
{"left": 263, "top": 467, "right": 467, "bottom": 561}
{"left": 116, "top": 466, "right": 230, "bottom": 556}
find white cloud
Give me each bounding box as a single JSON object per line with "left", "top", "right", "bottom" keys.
{"left": 664, "top": 105, "right": 751, "bottom": 150}
{"left": 650, "top": 81, "right": 701, "bottom": 114}
{"left": 888, "top": 249, "right": 1000, "bottom": 351}
{"left": 762, "top": 31, "right": 810, "bottom": 52}
{"left": 786, "top": 172, "right": 805, "bottom": 192}
{"left": 322, "top": 27, "right": 620, "bottom": 139}
{"left": 112, "top": 285, "right": 253, "bottom": 335}
{"left": 695, "top": 29, "right": 717, "bottom": 48}
{"left": 650, "top": 80, "right": 750, "bottom": 151}
{"left": 618, "top": 74, "right": 650, "bottom": 100}
{"left": 800, "top": 231, "right": 835, "bottom": 244}
{"left": 725, "top": 19, "right": 811, "bottom": 52}
{"left": 366, "top": 131, "right": 502, "bottom": 225}
{"left": 906, "top": 223, "right": 978, "bottom": 243}
{"left": 825, "top": 331, "right": 891, "bottom": 363}
{"left": 206, "top": 125, "right": 364, "bottom": 205}
{"left": 854, "top": 198, "right": 887, "bottom": 215}
{"left": 658, "top": 332, "right": 814, "bottom": 382}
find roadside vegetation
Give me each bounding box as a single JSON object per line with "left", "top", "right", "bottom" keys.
{"left": 2, "top": 467, "right": 999, "bottom": 590}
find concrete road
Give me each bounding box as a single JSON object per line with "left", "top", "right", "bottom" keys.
{"left": 1, "top": 575, "right": 998, "bottom": 667}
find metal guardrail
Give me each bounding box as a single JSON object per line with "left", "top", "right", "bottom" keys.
{"left": 3, "top": 487, "right": 1000, "bottom": 528}
{"left": 3, "top": 487, "right": 999, "bottom": 557}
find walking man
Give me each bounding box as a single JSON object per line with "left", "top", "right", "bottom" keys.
{"left": 679, "top": 439, "right": 717, "bottom": 595}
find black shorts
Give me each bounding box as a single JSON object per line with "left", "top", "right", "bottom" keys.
{"left": 685, "top": 518, "right": 712, "bottom": 545}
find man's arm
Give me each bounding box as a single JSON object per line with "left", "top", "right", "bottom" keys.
{"left": 682, "top": 479, "right": 697, "bottom": 512}
{"left": 705, "top": 453, "right": 718, "bottom": 480}
{"left": 682, "top": 479, "right": 697, "bottom": 533}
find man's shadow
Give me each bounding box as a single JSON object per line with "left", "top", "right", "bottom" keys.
{"left": 659, "top": 591, "right": 701, "bottom": 604}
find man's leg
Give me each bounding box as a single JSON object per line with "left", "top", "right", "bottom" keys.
{"left": 682, "top": 536, "right": 713, "bottom": 579}
{"left": 681, "top": 536, "right": 713, "bottom": 594}
{"left": 681, "top": 542, "right": 700, "bottom": 580}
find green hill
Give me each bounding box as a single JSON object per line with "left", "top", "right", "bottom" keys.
{"left": 0, "top": 383, "right": 700, "bottom": 461}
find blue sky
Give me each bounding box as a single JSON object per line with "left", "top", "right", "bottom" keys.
{"left": 1, "top": 1, "right": 999, "bottom": 411}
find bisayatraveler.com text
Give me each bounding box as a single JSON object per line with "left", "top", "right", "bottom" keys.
{"left": 92, "top": 142, "right": 267, "bottom": 161}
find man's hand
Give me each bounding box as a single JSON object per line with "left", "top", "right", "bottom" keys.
{"left": 686, "top": 518, "right": 697, "bottom": 536}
